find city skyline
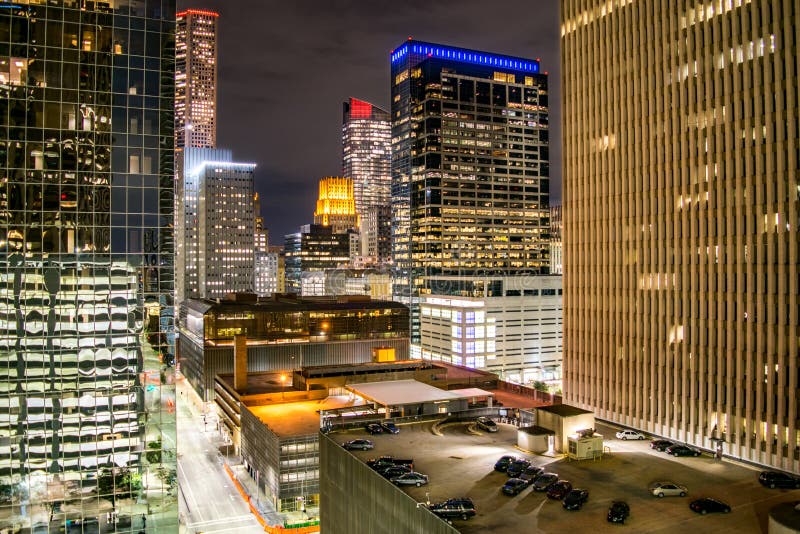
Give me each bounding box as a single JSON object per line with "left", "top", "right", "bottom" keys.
{"left": 174, "top": 0, "right": 562, "bottom": 239}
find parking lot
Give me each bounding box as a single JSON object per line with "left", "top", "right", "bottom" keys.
{"left": 338, "top": 420, "right": 800, "bottom": 533}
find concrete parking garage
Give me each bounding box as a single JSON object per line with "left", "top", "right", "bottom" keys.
{"left": 339, "top": 420, "right": 799, "bottom": 533}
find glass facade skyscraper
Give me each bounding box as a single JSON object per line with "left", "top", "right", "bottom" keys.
{"left": 390, "top": 40, "right": 550, "bottom": 341}
{"left": 0, "top": 0, "right": 177, "bottom": 530}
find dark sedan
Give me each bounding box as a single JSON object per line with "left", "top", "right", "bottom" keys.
{"left": 532, "top": 473, "right": 559, "bottom": 492}
{"left": 650, "top": 439, "right": 674, "bottom": 451}
{"left": 379, "top": 465, "right": 412, "bottom": 479}
{"left": 494, "top": 455, "right": 517, "bottom": 472}
{"left": 506, "top": 459, "right": 531, "bottom": 478}
{"left": 758, "top": 471, "right": 800, "bottom": 489}
{"left": 502, "top": 478, "right": 529, "bottom": 496}
{"left": 547, "top": 480, "right": 572, "bottom": 500}
{"left": 690, "top": 498, "right": 731, "bottom": 515}
{"left": 607, "top": 501, "right": 630, "bottom": 523}
{"left": 666, "top": 444, "right": 701, "bottom": 457}
{"left": 519, "top": 465, "right": 545, "bottom": 484}
{"left": 562, "top": 489, "right": 589, "bottom": 510}
{"left": 365, "top": 423, "right": 383, "bottom": 435}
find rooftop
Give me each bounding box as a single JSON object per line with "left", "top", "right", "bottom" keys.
{"left": 537, "top": 404, "right": 593, "bottom": 417}
{"left": 183, "top": 294, "right": 408, "bottom": 314}
{"left": 247, "top": 395, "right": 364, "bottom": 437}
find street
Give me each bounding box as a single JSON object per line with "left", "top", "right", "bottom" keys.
{"left": 176, "top": 380, "right": 264, "bottom": 534}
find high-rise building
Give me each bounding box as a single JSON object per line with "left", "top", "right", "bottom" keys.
{"left": 175, "top": 8, "right": 218, "bottom": 149}
{"left": 313, "top": 176, "right": 359, "bottom": 233}
{"left": 342, "top": 97, "right": 391, "bottom": 257}
{"left": 561, "top": 0, "right": 799, "bottom": 472}
{"left": 254, "top": 250, "right": 283, "bottom": 296}
{"left": 362, "top": 205, "right": 392, "bottom": 263}
{"left": 176, "top": 149, "right": 256, "bottom": 302}
{"left": 0, "top": 1, "right": 177, "bottom": 530}
{"left": 390, "top": 40, "right": 551, "bottom": 342}
{"left": 254, "top": 192, "right": 268, "bottom": 254}
{"left": 284, "top": 225, "right": 352, "bottom": 293}
{"left": 549, "top": 204, "right": 562, "bottom": 275}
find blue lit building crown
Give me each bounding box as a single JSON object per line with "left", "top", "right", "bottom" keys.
{"left": 391, "top": 40, "right": 539, "bottom": 73}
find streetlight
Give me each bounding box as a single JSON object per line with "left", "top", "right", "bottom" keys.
{"left": 280, "top": 374, "right": 287, "bottom": 400}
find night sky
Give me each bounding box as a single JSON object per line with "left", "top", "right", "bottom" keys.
{"left": 176, "top": 0, "right": 562, "bottom": 240}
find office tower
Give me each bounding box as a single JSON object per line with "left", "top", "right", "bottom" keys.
{"left": 0, "top": 1, "right": 177, "bottom": 530}
{"left": 284, "top": 225, "right": 352, "bottom": 293}
{"left": 342, "top": 97, "right": 391, "bottom": 256}
{"left": 254, "top": 250, "right": 283, "bottom": 296}
{"left": 362, "top": 205, "right": 392, "bottom": 263}
{"left": 390, "top": 40, "right": 550, "bottom": 342}
{"left": 175, "top": 8, "right": 218, "bottom": 149}
{"left": 561, "top": 0, "right": 799, "bottom": 471}
{"left": 550, "top": 204, "right": 562, "bottom": 275}
{"left": 313, "top": 177, "right": 359, "bottom": 233}
{"left": 254, "top": 192, "right": 268, "bottom": 254}
{"left": 176, "top": 149, "right": 256, "bottom": 302}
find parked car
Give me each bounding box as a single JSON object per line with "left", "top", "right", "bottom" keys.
{"left": 342, "top": 439, "right": 374, "bottom": 451}
{"left": 506, "top": 459, "right": 531, "bottom": 478}
{"left": 390, "top": 472, "right": 428, "bottom": 487}
{"left": 380, "top": 421, "right": 400, "bottom": 434}
{"left": 502, "top": 478, "right": 529, "bottom": 496}
{"left": 532, "top": 473, "right": 559, "bottom": 491}
{"left": 616, "top": 429, "right": 646, "bottom": 440}
{"left": 367, "top": 456, "right": 413, "bottom": 470}
{"left": 365, "top": 423, "right": 383, "bottom": 435}
{"left": 650, "top": 439, "right": 674, "bottom": 451}
{"left": 428, "top": 498, "right": 476, "bottom": 521}
{"left": 650, "top": 482, "right": 688, "bottom": 498}
{"left": 379, "top": 465, "right": 412, "bottom": 479}
{"left": 666, "top": 444, "right": 701, "bottom": 457}
{"left": 690, "top": 498, "right": 731, "bottom": 515}
{"left": 758, "top": 471, "right": 800, "bottom": 489}
{"left": 607, "top": 501, "right": 630, "bottom": 523}
{"left": 547, "top": 480, "right": 573, "bottom": 500}
{"left": 494, "top": 455, "right": 518, "bottom": 472}
{"left": 476, "top": 416, "right": 498, "bottom": 433}
{"left": 562, "top": 488, "right": 589, "bottom": 510}
{"left": 519, "top": 465, "right": 545, "bottom": 484}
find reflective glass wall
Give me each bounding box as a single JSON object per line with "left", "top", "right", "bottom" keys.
{"left": 0, "top": 0, "right": 177, "bottom": 531}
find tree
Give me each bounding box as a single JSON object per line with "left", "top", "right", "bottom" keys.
{"left": 530, "top": 380, "right": 549, "bottom": 393}
{"left": 155, "top": 467, "right": 177, "bottom": 494}
{"left": 97, "top": 468, "right": 142, "bottom": 508}
{"left": 145, "top": 438, "right": 162, "bottom": 465}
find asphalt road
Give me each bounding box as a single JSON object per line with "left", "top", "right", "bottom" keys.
{"left": 341, "top": 419, "right": 800, "bottom": 533}
{"left": 177, "top": 382, "right": 264, "bottom": 534}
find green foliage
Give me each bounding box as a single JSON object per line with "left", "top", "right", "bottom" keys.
{"left": 146, "top": 438, "right": 162, "bottom": 464}
{"left": 97, "top": 468, "right": 142, "bottom": 507}
{"left": 156, "top": 467, "right": 177, "bottom": 493}
{"left": 530, "top": 380, "right": 549, "bottom": 392}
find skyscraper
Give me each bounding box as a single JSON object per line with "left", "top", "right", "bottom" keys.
{"left": 176, "top": 149, "right": 256, "bottom": 302}
{"left": 342, "top": 97, "right": 391, "bottom": 257}
{"left": 390, "top": 40, "right": 551, "bottom": 342}
{"left": 562, "top": 0, "right": 799, "bottom": 472}
{"left": 0, "top": 0, "right": 177, "bottom": 529}
{"left": 175, "top": 8, "right": 218, "bottom": 149}
{"left": 313, "top": 176, "right": 359, "bottom": 233}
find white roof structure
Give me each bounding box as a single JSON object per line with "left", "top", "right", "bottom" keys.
{"left": 449, "top": 388, "right": 495, "bottom": 398}
{"left": 346, "top": 380, "right": 464, "bottom": 406}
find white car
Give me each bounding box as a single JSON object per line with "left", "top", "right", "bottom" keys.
{"left": 650, "top": 482, "right": 688, "bottom": 498}
{"left": 616, "top": 429, "right": 646, "bottom": 440}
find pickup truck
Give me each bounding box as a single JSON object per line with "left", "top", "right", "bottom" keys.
{"left": 366, "top": 456, "right": 414, "bottom": 471}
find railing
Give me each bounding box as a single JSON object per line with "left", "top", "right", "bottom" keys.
{"left": 323, "top": 406, "right": 510, "bottom": 432}
{"left": 496, "top": 381, "right": 562, "bottom": 405}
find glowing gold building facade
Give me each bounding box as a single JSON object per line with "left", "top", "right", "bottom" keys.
{"left": 562, "top": 0, "right": 799, "bottom": 472}
{"left": 313, "top": 177, "right": 360, "bottom": 233}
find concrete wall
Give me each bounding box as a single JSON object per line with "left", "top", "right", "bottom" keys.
{"left": 536, "top": 410, "right": 595, "bottom": 453}
{"left": 518, "top": 431, "right": 549, "bottom": 453}
{"left": 320, "top": 432, "right": 458, "bottom": 534}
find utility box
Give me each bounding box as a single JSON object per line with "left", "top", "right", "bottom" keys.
{"left": 567, "top": 434, "right": 604, "bottom": 460}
